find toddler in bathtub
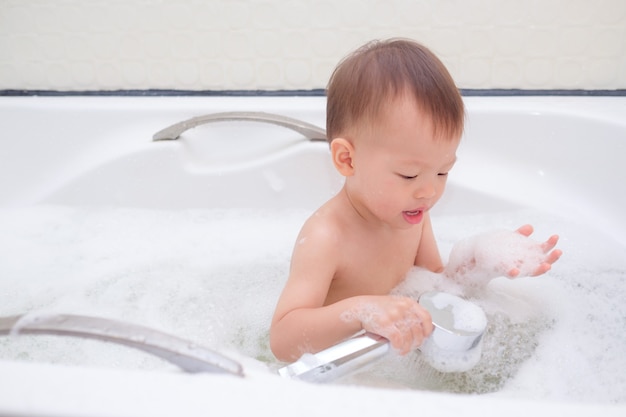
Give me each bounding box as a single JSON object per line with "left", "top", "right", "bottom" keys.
{"left": 270, "top": 38, "right": 562, "bottom": 362}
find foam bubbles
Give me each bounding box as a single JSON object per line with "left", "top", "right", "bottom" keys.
{"left": 349, "top": 210, "right": 626, "bottom": 402}
{"left": 427, "top": 292, "right": 487, "bottom": 333}
{"left": 0, "top": 206, "right": 624, "bottom": 403}
{"left": 0, "top": 206, "right": 309, "bottom": 367}
{"left": 417, "top": 292, "right": 486, "bottom": 373}
{"left": 340, "top": 300, "right": 425, "bottom": 352}
{"left": 446, "top": 229, "right": 546, "bottom": 287}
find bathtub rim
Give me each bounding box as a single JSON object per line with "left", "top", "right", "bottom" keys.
{"left": 0, "top": 356, "right": 624, "bottom": 417}
{"left": 0, "top": 95, "right": 625, "bottom": 415}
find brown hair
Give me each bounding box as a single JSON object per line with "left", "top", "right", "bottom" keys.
{"left": 326, "top": 38, "right": 464, "bottom": 142}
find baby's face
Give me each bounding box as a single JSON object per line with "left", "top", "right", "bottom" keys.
{"left": 347, "top": 96, "right": 460, "bottom": 229}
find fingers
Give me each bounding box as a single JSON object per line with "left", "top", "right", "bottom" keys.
{"left": 512, "top": 228, "right": 563, "bottom": 278}
{"left": 507, "top": 267, "right": 520, "bottom": 278}
{"left": 516, "top": 225, "right": 560, "bottom": 254}
{"left": 365, "top": 297, "right": 432, "bottom": 355}
{"left": 516, "top": 224, "right": 534, "bottom": 237}
{"left": 541, "top": 234, "right": 560, "bottom": 253}
{"left": 533, "top": 235, "right": 562, "bottom": 276}
{"left": 547, "top": 248, "right": 563, "bottom": 263}
{"left": 419, "top": 308, "right": 434, "bottom": 336}
{"left": 531, "top": 248, "right": 562, "bottom": 276}
{"left": 394, "top": 301, "right": 432, "bottom": 355}
{"left": 531, "top": 262, "right": 551, "bottom": 277}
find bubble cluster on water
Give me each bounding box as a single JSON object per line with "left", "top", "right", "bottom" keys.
{"left": 0, "top": 205, "right": 624, "bottom": 403}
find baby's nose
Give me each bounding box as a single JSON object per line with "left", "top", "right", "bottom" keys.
{"left": 413, "top": 180, "right": 436, "bottom": 199}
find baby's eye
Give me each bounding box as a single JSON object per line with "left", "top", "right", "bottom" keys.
{"left": 398, "top": 173, "right": 417, "bottom": 180}
{"left": 438, "top": 172, "right": 449, "bottom": 176}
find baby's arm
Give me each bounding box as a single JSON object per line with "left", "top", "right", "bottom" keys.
{"left": 269, "top": 228, "right": 360, "bottom": 361}
{"left": 270, "top": 221, "right": 432, "bottom": 362}
{"left": 445, "top": 225, "right": 562, "bottom": 287}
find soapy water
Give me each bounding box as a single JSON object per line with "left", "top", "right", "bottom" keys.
{"left": 0, "top": 205, "right": 624, "bottom": 403}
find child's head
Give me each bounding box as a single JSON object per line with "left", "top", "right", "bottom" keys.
{"left": 326, "top": 38, "right": 464, "bottom": 143}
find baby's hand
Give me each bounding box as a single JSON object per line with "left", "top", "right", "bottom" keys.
{"left": 509, "top": 224, "right": 562, "bottom": 277}
{"left": 446, "top": 225, "right": 563, "bottom": 287}
{"left": 342, "top": 296, "right": 433, "bottom": 355}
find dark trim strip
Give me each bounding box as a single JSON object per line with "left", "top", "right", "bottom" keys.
{"left": 0, "top": 89, "right": 326, "bottom": 97}
{"left": 461, "top": 89, "right": 626, "bottom": 97}
{"left": 1, "top": 88, "right": 625, "bottom": 97}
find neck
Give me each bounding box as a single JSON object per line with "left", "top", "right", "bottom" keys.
{"left": 339, "top": 185, "right": 391, "bottom": 232}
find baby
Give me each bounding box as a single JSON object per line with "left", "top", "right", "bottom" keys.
{"left": 270, "top": 38, "right": 561, "bottom": 362}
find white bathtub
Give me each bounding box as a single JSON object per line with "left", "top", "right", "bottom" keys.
{"left": 0, "top": 95, "right": 624, "bottom": 416}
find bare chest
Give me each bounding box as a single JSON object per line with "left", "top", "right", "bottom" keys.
{"left": 325, "top": 228, "right": 422, "bottom": 304}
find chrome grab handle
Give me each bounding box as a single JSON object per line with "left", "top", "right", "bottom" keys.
{"left": 0, "top": 314, "right": 244, "bottom": 377}
{"left": 152, "top": 111, "right": 327, "bottom": 142}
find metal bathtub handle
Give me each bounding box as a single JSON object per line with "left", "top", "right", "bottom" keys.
{"left": 152, "top": 111, "right": 327, "bottom": 142}
{"left": 0, "top": 314, "right": 244, "bottom": 377}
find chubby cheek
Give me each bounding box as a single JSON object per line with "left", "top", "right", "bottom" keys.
{"left": 434, "top": 179, "right": 449, "bottom": 201}
{"left": 366, "top": 178, "right": 404, "bottom": 213}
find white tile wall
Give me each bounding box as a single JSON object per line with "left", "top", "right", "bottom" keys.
{"left": 1, "top": 0, "right": 624, "bottom": 91}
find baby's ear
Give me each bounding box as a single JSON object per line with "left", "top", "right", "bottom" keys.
{"left": 330, "top": 138, "right": 355, "bottom": 176}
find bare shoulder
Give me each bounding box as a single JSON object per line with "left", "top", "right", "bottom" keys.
{"left": 295, "top": 201, "right": 344, "bottom": 257}
{"left": 276, "top": 200, "right": 346, "bottom": 311}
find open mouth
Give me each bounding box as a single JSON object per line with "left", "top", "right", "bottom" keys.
{"left": 402, "top": 209, "right": 424, "bottom": 224}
